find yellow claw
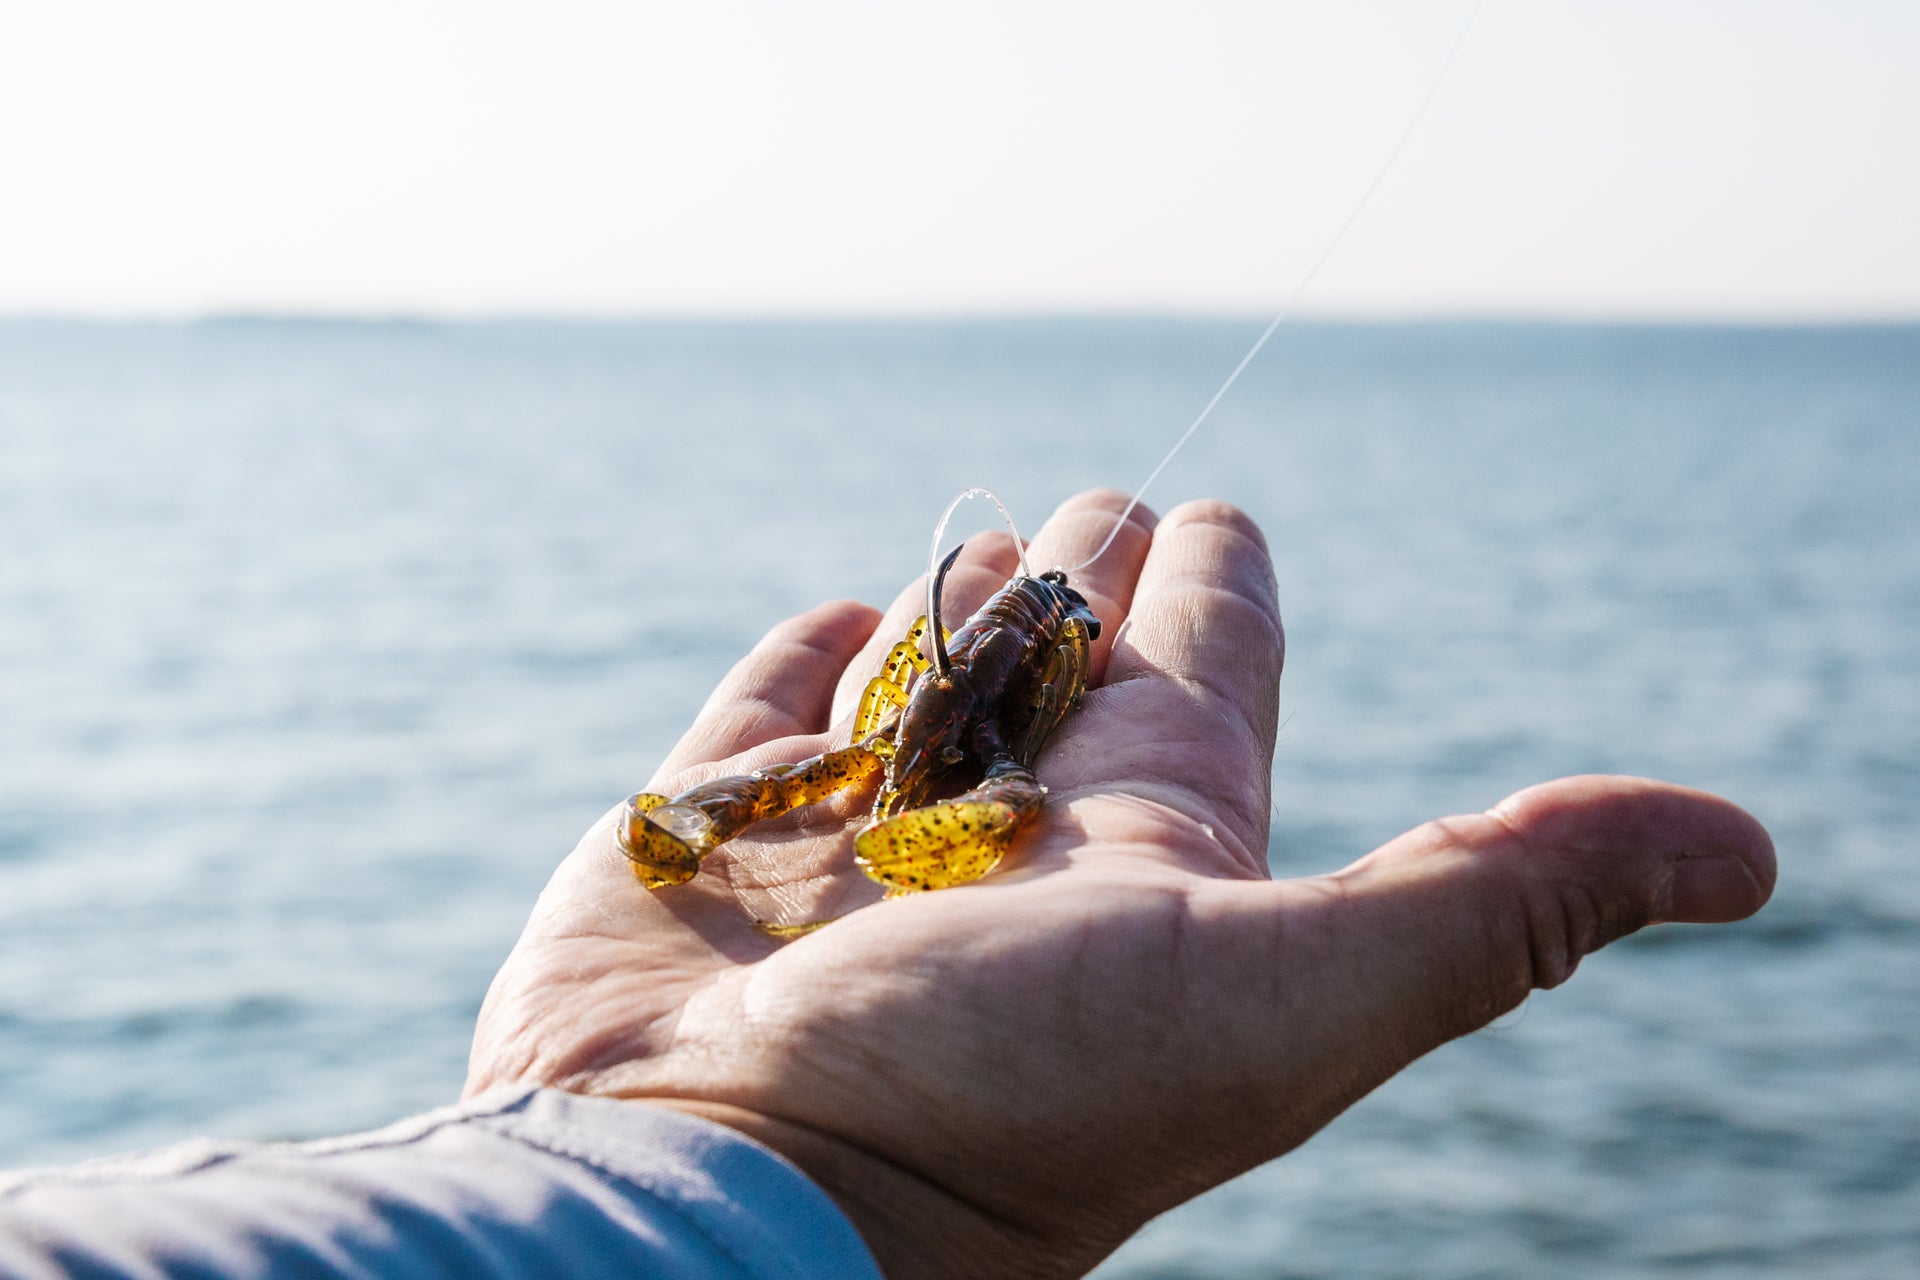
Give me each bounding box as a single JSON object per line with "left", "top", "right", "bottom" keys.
{"left": 854, "top": 794, "right": 1032, "bottom": 894}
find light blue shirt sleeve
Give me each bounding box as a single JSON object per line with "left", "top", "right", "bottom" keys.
{"left": 0, "top": 1086, "right": 884, "bottom": 1279}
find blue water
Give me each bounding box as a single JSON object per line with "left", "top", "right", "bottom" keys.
{"left": 2, "top": 319, "right": 1916, "bottom": 1276}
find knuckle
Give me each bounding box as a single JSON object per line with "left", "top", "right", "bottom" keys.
{"left": 1475, "top": 809, "right": 1659, "bottom": 992}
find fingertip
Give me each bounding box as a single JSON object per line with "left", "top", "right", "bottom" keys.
{"left": 1028, "top": 487, "right": 1157, "bottom": 577}
{"left": 1666, "top": 854, "right": 1772, "bottom": 924}
{"left": 782, "top": 598, "right": 885, "bottom": 650}
{"left": 1021, "top": 489, "right": 1159, "bottom": 683}
{"left": 1139, "top": 500, "right": 1279, "bottom": 618}
{"left": 1105, "top": 496, "right": 1282, "bottom": 698}
{"left": 666, "top": 599, "right": 887, "bottom": 771}
{"left": 1056, "top": 486, "right": 1158, "bottom": 531}
{"left": 959, "top": 530, "right": 1025, "bottom": 577}
{"left": 1160, "top": 497, "right": 1268, "bottom": 555}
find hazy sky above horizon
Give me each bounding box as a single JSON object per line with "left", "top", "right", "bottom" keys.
{"left": 2, "top": 1, "right": 1914, "bottom": 319}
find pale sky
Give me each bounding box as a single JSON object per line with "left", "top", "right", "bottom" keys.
{"left": 2, "top": 0, "right": 1914, "bottom": 319}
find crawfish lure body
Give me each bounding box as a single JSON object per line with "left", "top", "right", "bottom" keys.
{"left": 617, "top": 558, "right": 1100, "bottom": 923}
{"left": 854, "top": 567, "right": 1099, "bottom": 893}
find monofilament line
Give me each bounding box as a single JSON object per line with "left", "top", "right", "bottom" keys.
{"left": 1066, "top": 0, "right": 1486, "bottom": 576}
{"left": 927, "top": 486, "right": 1031, "bottom": 634}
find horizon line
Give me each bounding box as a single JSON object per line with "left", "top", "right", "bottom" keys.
{"left": 4, "top": 306, "right": 1919, "bottom": 329}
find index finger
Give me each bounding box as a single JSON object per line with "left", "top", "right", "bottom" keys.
{"left": 1090, "top": 500, "right": 1284, "bottom": 854}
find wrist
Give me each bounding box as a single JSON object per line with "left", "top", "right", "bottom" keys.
{"left": 637, "top": 1097, "right": 1037, "bottom": 1280}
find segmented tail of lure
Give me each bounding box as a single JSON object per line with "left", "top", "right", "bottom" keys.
{"left": 619, "top": 745, "right": 885, "bottom": 888}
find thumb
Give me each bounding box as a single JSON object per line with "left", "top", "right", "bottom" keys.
{"left": 1193, "top": 775, "right": 1774, "bottom": 1144}
{"left": 1329, "top": 774, "right": 1772, "bottom": 1039}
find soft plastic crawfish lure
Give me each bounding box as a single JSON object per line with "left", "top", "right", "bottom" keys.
{"left": 617, "top": 536, "right": 1100, "bottom": 924}
{"left": 614, "top": 6, "right": 1486, "bottom": 930}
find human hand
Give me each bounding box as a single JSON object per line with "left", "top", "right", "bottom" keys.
{"left": 466, "top": 489, "right": 1775, "bottom": 1280}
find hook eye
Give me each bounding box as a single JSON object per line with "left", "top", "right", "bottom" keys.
{"left": 940, "top": 745, "right": 966, "bottom": 765}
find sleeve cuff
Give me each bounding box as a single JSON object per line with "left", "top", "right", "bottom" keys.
{"left": 468, "top": 1086, "right": 884, "bottom": 1280}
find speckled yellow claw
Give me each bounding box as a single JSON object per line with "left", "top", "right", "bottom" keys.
{"left": 854, "top": 766, "right": 1045, "bottom": 896}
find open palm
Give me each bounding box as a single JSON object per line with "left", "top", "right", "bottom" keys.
{"left": 467, "top": 491, "right": 1774, "bottom": 1280}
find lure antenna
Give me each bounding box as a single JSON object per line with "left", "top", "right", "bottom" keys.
{"left": 926, "top": 543, "right": 965, "bottom": 677}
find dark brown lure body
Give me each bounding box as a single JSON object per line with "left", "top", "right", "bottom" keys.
{"left": 881, "top": 569, "right": 1100, "bottom": 818}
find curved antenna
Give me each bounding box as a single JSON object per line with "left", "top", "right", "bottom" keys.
{"left": 1065, "top": 0, "right": 1486, "bottom": 576}
{"left": 925, "top": 486, "right": 1031, "bottom": 667}
{"left": 925, "top": 543, "right": 965, "bottom": 677}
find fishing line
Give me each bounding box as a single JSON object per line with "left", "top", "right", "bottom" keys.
{"left": 926, "top": 485, "right": 1032, "bottom": 632}
{"left": 1063, "top": 0, "right": 1487, "bottom": 576}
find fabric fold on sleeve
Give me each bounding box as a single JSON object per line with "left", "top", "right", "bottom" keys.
{"left": 0, "top": 1086, "right": 884, "bottom": 1280}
